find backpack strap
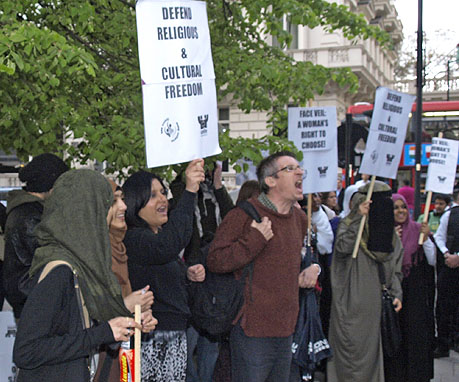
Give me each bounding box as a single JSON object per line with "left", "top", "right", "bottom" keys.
{"left": 38, "top": 260, "right": 90, "bottom": 329}
{"left": 235, "top": 200, "right": 263, "bottom": 301}
{"left": 237, "top": 200, "right": 262, "bottom": 223}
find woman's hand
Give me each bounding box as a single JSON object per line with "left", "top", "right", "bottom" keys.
{"left": 185, "top": 159, "right": 205, "bottom": 193}
{"left": 394, "top": 225, "right": 402, "bottom": 238}
{"left": 124, "top": 285, "right": 154, "bottom": 313}
{"left": 108, "top": 316, "right": 141, "bottom": 342}
{"left": 141, "top": 309, "right": 158, "bottom": 333}
{"left": 187, "top": 264, "right": 206, "bottom": 282}
{"left": 393, "top": 297, "right": 402, "bottom": 312}
{"left": 420, "top": 222, "right": 430, "bottom": 242}
{"left": 358, "top": 200, "right": 372, "bottom": 216}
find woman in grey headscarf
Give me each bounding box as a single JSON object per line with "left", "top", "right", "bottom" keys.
{"left": 13, "top": 170, "right": 154, "bottom": 382}
{"left": 327, "top": 181, "right": 403, "bottom": 382}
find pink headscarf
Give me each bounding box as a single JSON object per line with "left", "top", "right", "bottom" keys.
{"left": 392, "top": 193, "right": 421, "bottom": 277}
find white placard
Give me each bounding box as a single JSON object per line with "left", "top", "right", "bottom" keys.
{"left": 136, "top": 0, "right": 221, "bottom": 168}
{"left": 0, "top": 312, "right": 17, "bottom": 382}
{"left": 359, "top": 87, "right": 416, "bottom": 179}
{"left": 288, "top": 107, "right": 338, "bottom": 193}
{"left": 425, "top": 138, "right": 459, "bottom": 194}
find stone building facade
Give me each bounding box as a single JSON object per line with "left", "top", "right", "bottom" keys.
{"left": 218, "top": 0, "right": 403, "bottom": 142}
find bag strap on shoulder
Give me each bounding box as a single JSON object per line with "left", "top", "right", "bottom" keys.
{"left": 237, "top": 200, "right": 262, "bottom": 223}
{"left": 38, "top": 260, "right": 90, "bottom": 329}
{"left": 235, "top": 200, "right": 263, "bottom": 301}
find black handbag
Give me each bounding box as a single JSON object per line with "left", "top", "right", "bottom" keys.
{"left": 377, "top": 262, "right": 402, "bottom": 358}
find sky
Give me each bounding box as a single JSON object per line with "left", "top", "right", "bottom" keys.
{"left": 393, "top": 0, "right": 459, "bottom": 58}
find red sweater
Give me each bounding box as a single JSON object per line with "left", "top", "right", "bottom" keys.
{"left": 207, "top": 198, "right": 307, "bottom": 337}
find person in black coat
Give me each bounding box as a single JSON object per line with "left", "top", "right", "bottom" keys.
{"left": 3, "top": 153, "right": 68, "bottom": 318}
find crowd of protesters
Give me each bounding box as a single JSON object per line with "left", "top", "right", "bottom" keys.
{"left": 1, "top": 152, "right": 458, "bottom": 382}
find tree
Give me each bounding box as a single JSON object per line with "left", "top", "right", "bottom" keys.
{"left": 0, "top": 0, "right": 390, "bottom": 176}
{"left": 395, "top": 30, "right": 457, "bottom": 82}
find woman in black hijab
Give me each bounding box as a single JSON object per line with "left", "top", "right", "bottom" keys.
{"left": 13, "top": 169, "right": 150, "bottom": 382}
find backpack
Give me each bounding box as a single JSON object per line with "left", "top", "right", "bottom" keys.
{"left": 188, "top": 200, "right": 261, "bottom": 337}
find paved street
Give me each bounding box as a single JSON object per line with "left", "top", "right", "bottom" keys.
{"left": 433, "top": 350, "right": 459, "bottom": 382}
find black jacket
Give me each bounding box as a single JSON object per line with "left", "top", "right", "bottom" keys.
{"left": 14, "top": 265, "right": 115, "bottom": 382}
{"left": 169, "top": 180, "right": 234, "bottom": 265}
{"left": 3, "top": 190, "right": 44, "bottom": 318}
{"left": 124, "top": 190, "right": 196, "bottom": 331}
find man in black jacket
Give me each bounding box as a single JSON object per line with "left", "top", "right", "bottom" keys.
{"left": 3, "top": 153, "right": 68, "bottom": 319}
{"left": 170, "top": 162, "right": 234, "bottom": 382}
{"left": 433, "top": 187, "right": 459, "bottom": 357}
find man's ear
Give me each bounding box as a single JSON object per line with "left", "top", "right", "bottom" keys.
{"left": 265, "top": 175, "right": 276, "bottom": 189}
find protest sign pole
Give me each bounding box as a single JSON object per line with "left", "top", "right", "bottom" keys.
{"left": 418, "top": 191, "right": 432, "bottom": 244}
{"left": 352, "top": 175, "right": 376, "bottom": 259}
{"left": 307, "top": 194, "right": 312, "bottom": 246}
{"left": 418, "top": 132, "right": 444, "bottom": 244}
{"left": 135, "top": 304, "right": 141, "bottom": 382}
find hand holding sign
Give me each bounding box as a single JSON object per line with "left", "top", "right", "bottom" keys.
{"left": 185, "top": 158, "right": 205, "bottom": 192}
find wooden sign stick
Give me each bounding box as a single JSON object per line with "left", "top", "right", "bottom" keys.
{"left": 418, "top": 132, "right": 443, "bottom": 244}
{"left": 307, "top": 193, "right": 312, "bottom": 246}
{"left": 352, "top": 175, "right": 376, "bottom": 259}
{"left": 418, "top": 191, "right": 432, "bottom": 244}
{"left": 134, "top": 304, "right": 141, "bottom": 382}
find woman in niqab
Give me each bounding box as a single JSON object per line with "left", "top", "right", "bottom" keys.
{"left": 327, "top": 181, "right": 403, "bottom": 382}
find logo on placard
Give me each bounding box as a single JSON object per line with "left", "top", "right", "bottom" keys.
{"left": 303, "top": 168, "right": 308, "bottom": 180}
{"left": 161, "top": 118, "right": 180, "bottom": 142}
{"left": 438, "top": 176, "right": 446, "bottom": 184}
{"left": 386, "top": 154, "right": 395, "bottom": 165}
{"left": 5, "top": 326, "right": 16, "bottom": 338}
{"left": 198, "top": 114, "right": 209, "bottom": 137}
{"left": 371, "top": 150, "right": 378, "bottom": 163}
{"left": 317, "top": 166, "right": 328, "bottom": 178}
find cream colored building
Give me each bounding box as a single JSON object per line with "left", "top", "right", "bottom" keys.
{"left": 218, "top": 0, "right": 403, "bottom": 142}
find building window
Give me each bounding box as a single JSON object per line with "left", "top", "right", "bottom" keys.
{"left": 218, "top": 107, "right": 230, "bottom": 133}
{"left": 287, "top": 19, "right": 298, "bottom": 49}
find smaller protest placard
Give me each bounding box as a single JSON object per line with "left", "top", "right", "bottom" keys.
{"left": 288, "top": 107, "right": 338, "bottom": 193}
{"left": 425, "top": 137, "right": 459, "bottom": 194}
{"left": 359, "top": 87, "right": 416, "bottom": 179}
{"left": 0, "top": 312, "right": 17, "bottom": 382}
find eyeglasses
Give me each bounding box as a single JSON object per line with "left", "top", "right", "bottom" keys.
{"left": 269, "top": 165, "right": 303, "bottom": 177}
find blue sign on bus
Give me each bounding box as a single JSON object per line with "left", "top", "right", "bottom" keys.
{"left": 403, "top": 143, "right": 459, "bottom": 166}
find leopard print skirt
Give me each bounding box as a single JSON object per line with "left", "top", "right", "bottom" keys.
{"left": 141, "top": 330, "right": 187, "bottom": 382}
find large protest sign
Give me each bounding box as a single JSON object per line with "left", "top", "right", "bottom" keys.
{"left": 136, "top": 0, "right": 221, "bottom": 168}
{"left": 288, "top": 107, "right": 338, "bottom": 193}
{"left": 425, "top": 138, "right": 459, "bottom": 194}
{"left": 359, "top": 87, "right": 416, "bottom": 179}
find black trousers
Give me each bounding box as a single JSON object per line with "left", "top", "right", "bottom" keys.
{"left": 436, "top": 264, "right": 459, "bottom": 347}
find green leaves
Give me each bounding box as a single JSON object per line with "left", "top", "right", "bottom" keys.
{"left": 0, "top": 0, "right": 389, "bottom": 179}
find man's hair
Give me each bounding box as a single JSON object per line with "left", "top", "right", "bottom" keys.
{"left": 433, "top": 193, "right": 451, "bottom": 205}
{"left": 256, "top": 151, "right": 297, "bottom": 194}
{"left": 403, "top": 179, "right": 410, "bottom": 186}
